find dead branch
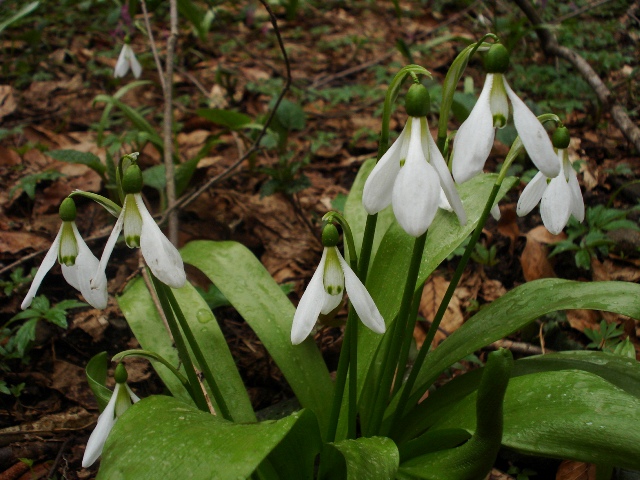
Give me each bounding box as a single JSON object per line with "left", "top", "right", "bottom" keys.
{"left": 512, "top": 0, "right": 640, "bottom": 153}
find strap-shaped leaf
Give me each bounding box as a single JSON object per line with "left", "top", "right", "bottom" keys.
{"left": 180, "top": 240, "right": 334, "bottom": 434}
{"left": 406, "top": 280, "right": 640, "bottom": 407}
{"left": 395, "top": 351, "right": 640, "bottom": 444}
{"left": 323, "top": 436, "right": 399, "bottom": 480}
{"left": 98, "top": 396, "right": 318, "bottom": 479}
{"left": 353, "top": 173, "right": 516, "bottom": 428}
{"left": 86, "top": 352, "right": 112, "bottom": 411}
{"left": 117, "top": 276, "right": 256, "bottom": 421}
{"left": 430, "top": 370, "right": 640, "bottom": 470}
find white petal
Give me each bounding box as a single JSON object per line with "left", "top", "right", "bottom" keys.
{"left": 392, "top": 119, "right": 440, "bottom": 237}
{"left": 336, "top": 251, "right": 385, "bottom": 334}
{"left": 128, "top": 49, "right": 142, "bottom": 79}
{"left": 423, "top": 120, "right": 467, "bottom": 225}
{"left": 490, "top": 204, "right": 501, "bottom": 221}
{"left": 114, "top": 45, "right": 130, "bottom": 78}
{"left": 362, "top": 120, "right": 410, "bottom": 214}
{"left": 451, "top": 74, "right": 496, "bottom": 184}
{"left": 541, "top": 175, "right": 572, "bottom": 235}
{"left": 291, "top": 250, "right": 328, "bottom": 345}
{"left": 92, "top": 208, "right": 125, "bottom": 292}
{"left": 125, "top": 384, "right": 141, "bottom": 403}
{"left": 82, "top": 384, "right": 119, "bottom": 468}
{"left": 438, "top": 189, "right": 452, "bottom": 211}
{"left": 136, "top": 195, "right": 186, "bottom": 288}
{"left": 504, "top": 78, "right": 560, "bottom": 178}
{"left": 516, "top": 171, "right": 547, "bottom": 217}
{"left": 321, "top": 289, "right": 343, "bottom": 315}
{"left": 62, "top": 224, "right": 108, "bottom": 309}
{"left": 21, "top": 228, "right": 63, "bottom": 310}
{"left": 567, "top": 163, "right": 585, "bottom": 222}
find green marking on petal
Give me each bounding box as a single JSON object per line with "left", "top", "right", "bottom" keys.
{"left": 493, "top": 114, "right": 506, "bottom": 128}
{"left": 58, "top": 221, "right": 79, "bottom": 266}
{"left": 323, "top": 248, "right": 345, "bottom": 296}
{"left": 400, "top": 158, "right": 406, "bottom": 167}
{"left": 123, "top": 194, "right": 143, "bottom": 249}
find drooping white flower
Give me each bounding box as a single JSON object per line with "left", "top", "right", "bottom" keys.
{"left": 114, "top": 43, "right": 142, "bottom": 79}
{"left": 82, "top": 368, "right": 140, "bottom": 468}
{"left": 291, "top": 243, "right": 385, "bottom": 345}
{"left": 451, "top": 44, "right": 560, "bottom": 184}
{"left": 92, "top": 163, "right": 185, "bottom": 291}
{"left": 516, "top": 148, "right": 584, "bottom": 235}
{"left": 21, "top": 199, "right": 108, "bottom": 310}
{"left": 93, "top": 193, "right": 186, "bottom": 291}
{"left": 362, "top": 116, "right": 467, "bottom": 237}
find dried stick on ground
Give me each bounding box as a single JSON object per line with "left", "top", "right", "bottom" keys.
{"left": 512, "top": 0, "right": 640, "bottom": 153}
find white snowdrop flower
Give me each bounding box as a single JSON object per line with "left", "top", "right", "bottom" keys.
{"left": 21, "top": 198, "right": 108, "bottom": 310}
{"left": 451, "top": 43, "right": 560, "bottom": 184}
{"left": 82, "top": 364, "right": 140, "bottom": 468}
{"left": 114, "top": 43, "right": 142, "bottom": 79}
{"left": 362, "top": 84, "right": 466, "bottom": 238}
{"left": 92, "top": 163, "right": 186, "bottom": 291}
{"left": 517, "top": 126, "right": 584, "bottom": 235}
{"left": 291, "top": 225, "right": 385, "bottom": 345}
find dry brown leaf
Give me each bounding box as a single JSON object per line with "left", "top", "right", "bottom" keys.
{"left": 52, "top": 361, "right": 98, "bottom": 410}
{"left": 566, "top": 309, "right": 600, "bottom": 332}
{"left": 481, "top": 276, "right": 507, "bottom": 302}
{"left": 419, "top": 276, "right": 464, "bottom": 347}
{"left": 0, "top": 406, "right": 93, "bottom": 436}
{"left": 520, "top": 233, "right": 556, "bottom": 281}
{"left": 496, "top": 206, "right": 520, "bottom": 251}
{"left": 72, "top": 311, "right": 109, "bottom": 342}
{"left": 527, "top": 225, "right": 566, "bottom": 244}
{"left": 592, "top": 258, "right": 640, "bottom": 282}
{"left": 556, "top": 460, "right": 597, "bottom": 480}
{"left": 0, "top": 84, "right": 17, "bottom": 118}
{"left": 0, "top": 145, "right": 21, "bottom": 166}
{"left": 0, "top": 231, "right": 50, "bottom": 254}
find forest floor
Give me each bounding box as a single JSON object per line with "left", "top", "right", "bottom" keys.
{"left": 0, "top": 1, "right": 639, "bottom": 478}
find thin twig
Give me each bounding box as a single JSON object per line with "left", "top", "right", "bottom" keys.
{"left": 160, "top": 0, "right": 292, "bottom": 221}
{"left": 47, "top": 438, "right": 71, "bottom": 479}
{"left": 512, "top": 0, "right": 640, "bottom": 152}
{"left": 555, "top": 0, "right": 615, "bottom": 23}
{"left": 140, "top": 0, "right": 166, "bottom": 92}
{"left": 163, "top": 0, "right": 179, "bottom": 244}
{"left": 488, "top": 338, "right": 550, "bottom": 356}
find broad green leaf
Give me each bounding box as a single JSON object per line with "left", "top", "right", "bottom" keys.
{"left": 118, "top": 276, "right": 255, "bottom": 422}
{"left": 431, "top": 370, "right": 640, "bottom": 470}
{"left": 323, "top": 436, "right": 399, "bottom": 480}
{"left": 86, "top": 352, "right": 112, "bottom": 411}
{"left": 47, "top": 150, "right": 106, "bottom": 176}
{"left": 196, "top": 108, "right": 253, "bottom": 130}
{"left": 406, "top": 280, "right": 640, "bottom": 407}
{"left": 177, "top": 0, "right": 210, "bottom": 40}
{"left": 395, "top": 351, "right": 640, "bottom": 444}
{"left": 142, "top": 155, "right": 205, "bottom": 196}
{"left": 93, "top": 95, "right": 163, "bottom": 150}
{"left": 99, "top": 396, "right": 318, "bottom": 479}
{"left": 262, "top": 405, "right": 322, "bottom": 480}
{"left": 274, "top": 99, "right": 306, "bottom": 131}
{"left": 355, "top": 174, "right": 516, "bottom": 425}
{"left": 180, "top": 240, "right": 334, "bottom": 434}
{"left": 0, "top": 1, "right": 39, "bottom": 33}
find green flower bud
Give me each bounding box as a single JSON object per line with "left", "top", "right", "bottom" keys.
{"left": 114, "top": 363, "right": 128, "bottom": 384}
{"left": 484, "top": 43, "right": 510, "bottom": 74}
{"left": 322, "top": 224, "right": 339, "bottom": 248}
{"left": 122, "top": 164, "right": 143, "bottom": 194}
{"left": 405, "top": 83, "right": 430, "bottom": 118}
{"left": 59, "top": 197, "right": 77, "bottom": 222}
{"left": 552, "top": 126, "right": 571, "bottom": 149}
